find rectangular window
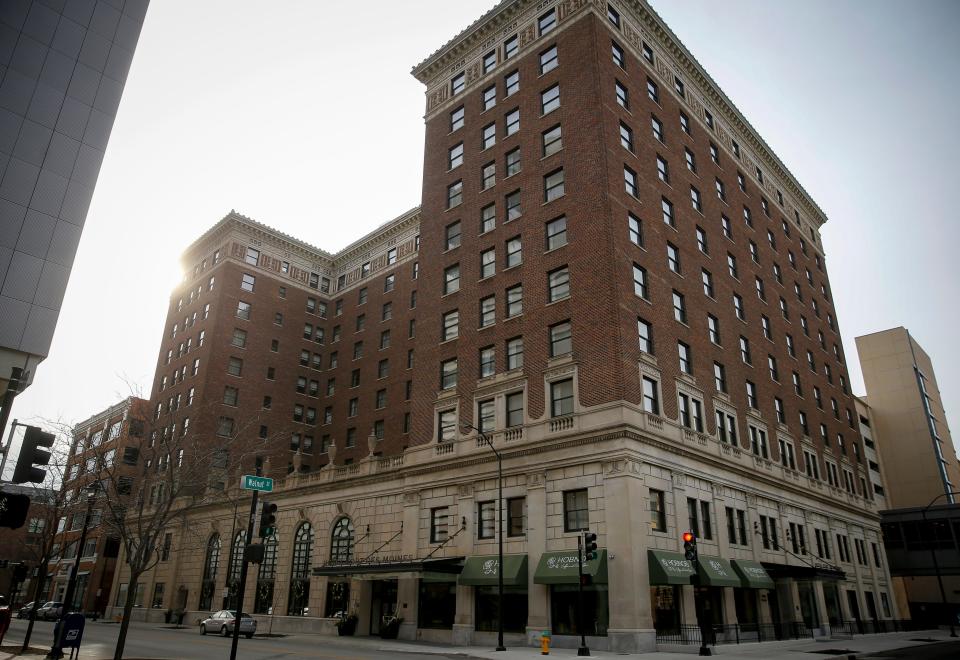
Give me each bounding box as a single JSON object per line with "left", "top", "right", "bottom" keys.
{"left": 541, "top": 84, "right": 560, "bottom": 114}
{"left": 444, "top": 264, "right": 460, "bottom": 294}
{"left": 442, "top": 310, "right": 459, "bottom": 341}
{"left": 563, "top": 489, "right": 589, "bottom": 532}
{"left": 661, "top": 197, "right": 674, "bottom": 227}
{"left": 505, "top": 147, "right": 521, "bottom": 176}
{"left": 624, "top": 166, "right": 639, "bottom": 197}
{"left": 440, "top": 358, "right": 458, "bottom": 390}
{"left": 481, "top": 204, "right": 496, "bottom": 233}
{"left": 633, "top": 264, "right": 649, "bottom": 299}
{"left": 546, "top": 216, "right": 567, "bottom": 250}
{"left": 667, "top": 243, "right": 681, "bottom": 273}
{"left": 505, "top": 236, "right": 522, "bottom": 267}
{"left": 497, "top": 67, "right": 517, "bottom": 100}
{"left": 647, "top": 77, "right": 659, "bottom": 103}
{"left": 540, "top": 45, "right": 558, "bottom": 74}
{"left": 550, "top": 379, "right": 574, "bottom": 417}
{"left": 542, "top": 124, "right": 562, "bottom": 157}
{"left": 508, "top": 497, "right": 525, "bottom": 537}
{"left": 478, "top": 397, "right": 495, "bottom": 431}
{"left": 612, "top": 41, "right": 625, "bottom": 68}
{"left": 672, "top": 291, "right": 686, "bottom": 323}
{"left": 447, "top": 180, "right": 463, "bottom": 208}
{"left": 479, "top": 347, "right": 495, "bottom": 379}
{"left": 449, "top": 142, "right": 463, "bottom": 169}
{"left": 507, "top": 337, "right": 523, "bottom": 370}
{"left": 506, "top": 190, "right": 522, "bottom": 221}
{"left": 483, "top": 84, "right": 496, "bottom": 111}
{"left": 690, "top": 186, "right": 703, "bottom": 213}
{"left": 642, "top": 376, "right": 659, "bottom": 414}
{"left": 615, "top": 80, "right": 629, "bottom": 108}
{"left": 451, "top": 72, "right": 465, "bottom": 96}
{"left": 680, "top": 111, "right": 690, "bottom": 134}
{"left": 241, "top": 273, "right": 255, "bottom": 292}
{"left": 480, "top": 248, "right": 496, "bottom": 278}
{"left": 504, "top": 35, "right": 518, "bottom": 59}
{"left": 479, "top": 295, "right": 496, "bottom": 327}
{"left": 538, "top": 8, "right": 556, "bottom": 34}
{"left": 548, "top": 266, "right": 570, "bottom": 301}
{"left": 650, "top": 489, "right": 667, "bottom": 531}
{"left": 549, "top": 321, "right": 572, "bottom": 357}
{"left": 482, "top": 122, "right": 496, "bottom": 149}
{"left": 544, "top": 168, "right": 565, "bottom": 201}
{"left": 714, "top": 362, "right": 726, "bottom": 393}
{"left": 638, "top": 318, "right": 653, "bottom": 354}
{"left": 505, "top": 108, "right": 520, "bottom": 136}
{"left": 621, "top": 123, "right": 635, "bottom": 152}
{"left": 506, "top": 284, "right": 523, "bottom": 316}
{"left": 484, "top": 50, "right": 496, "bottom": 73}
{"left": 506, "top": 391, "right": 524, "bottom": 427}
{"left": 651, "top": 115, "right": 664, "bottom": 142}
{"left": 678, "top": 341, "right": 692, "bottom": 374}
{"left": 478, "top": 501, "right": 496, "bottom": 539}
{"left": 708, "top": 314, "right": 720, "bottom": 344}
{"left": 431, "top": 507, "right": 449, "bottom": 543}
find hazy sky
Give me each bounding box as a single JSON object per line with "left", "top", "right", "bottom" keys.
{"left": 5, "top": 0, "right": 959, "bottom": 463}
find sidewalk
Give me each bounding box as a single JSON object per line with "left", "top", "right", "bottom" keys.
{"left": 1, "top": 625, "right": 954, "bottom": 659}
{"left": 343, "top": 629, "right": 957, "bottom": 660}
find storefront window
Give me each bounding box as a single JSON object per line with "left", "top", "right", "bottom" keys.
{"left": 651, "top": 586, "right": 681, "bottom": 634}
{"left": 550, "top": 584, "right": 608, "bottom": 636}
{"left": 418, "top": 581, "right": 456, "bottom": 629}
{"left": 325, "top": 581, "right": 350, "bottom": 618}
{"left": 475, "top": 586, "right": 527, "bottom": 632}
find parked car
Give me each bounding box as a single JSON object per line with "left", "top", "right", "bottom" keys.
{"left": 16, "top": 601, "right": 36, "bottom": 618}
{"left": 199, "top": 610, "right": 256, "bottom": 638}
{"left": 37, "top": 601, "right": 64, "bottom": 621}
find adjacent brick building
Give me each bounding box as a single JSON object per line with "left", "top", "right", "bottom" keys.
{"left": 108, "top": 0, "right": 901, "bottom": 651}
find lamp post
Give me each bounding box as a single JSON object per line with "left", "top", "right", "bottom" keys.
{"left": 461, "top": 421, "right": 505, "bottom": 652}
{"left": 48, "top": 483, "right": 99, "bottom": 659}
{"left": 921, "top": 490, "right": 960, "bottom": 637}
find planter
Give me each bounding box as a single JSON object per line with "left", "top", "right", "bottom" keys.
{"left": 380, "top": 617, "right": 402, "bottom": 639}
{"left": 336, "top": 616, "right": 358, "bottom": 636}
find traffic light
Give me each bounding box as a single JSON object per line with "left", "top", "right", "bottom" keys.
{"left": 12, "top": 426, "right": 54, "bottom": 484}
{"left": 0, "top": 491, "right": 31, "bottom": 528}
{"left": 259, "top": 501, "right": 277, "bottom": 538}
{"left": 683, "top": 531, "right": 698, "bottom": 561}
{"left": 583, "top": 531, "right": 598, "bottom": 561}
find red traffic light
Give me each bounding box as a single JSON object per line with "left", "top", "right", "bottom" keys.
{"left": 682, "top": 531, "right": 695, "bottom": 543}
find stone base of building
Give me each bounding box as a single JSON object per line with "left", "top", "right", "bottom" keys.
{"left": 606, "top": 628, "right": 657, "bottom": 653}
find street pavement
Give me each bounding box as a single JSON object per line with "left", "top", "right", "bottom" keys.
{"left": 1, "top": 618, "right": 959, "bottom": 659}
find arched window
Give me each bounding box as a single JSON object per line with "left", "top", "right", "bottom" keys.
{"left": 254, "top": 532, "right": 279, "bottom": 614}
{"left": 226, "top": 530, "right": 245, "bottom": 610}
{"left": 287, "top": 522, "right": 313, "bottom": 616}
{"left": 199, "top": 534, "right": 220, "bottom": 611}
{"left": 330, "top": 517, "right": 354, "bottom": 562}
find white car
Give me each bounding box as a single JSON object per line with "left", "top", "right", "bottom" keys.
{"left": 199, "top": 610, "right": 256, "bottom": 638}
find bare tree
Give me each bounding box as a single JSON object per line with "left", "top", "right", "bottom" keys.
{"left": 79, "top": 390, "right": 287, "bottom": 660}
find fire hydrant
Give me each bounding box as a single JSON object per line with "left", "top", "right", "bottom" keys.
{"left": 541, "top": 630, "right": 551, "bottom": 655}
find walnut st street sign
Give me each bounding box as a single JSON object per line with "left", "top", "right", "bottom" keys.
{"left": 241, "top": 475, "right": 273, "bottom": 492}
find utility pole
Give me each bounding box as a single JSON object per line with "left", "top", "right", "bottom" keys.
{"left": 576, "top": 534, "right": 589, "bottom": 656}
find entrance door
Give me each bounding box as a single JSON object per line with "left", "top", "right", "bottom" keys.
{"left": 846, "top": 589, "right": 861, "bottom": 630}
{"left": 369, "top": 579, "right": 398, "bottom": 635}
{"left": 865, "top": 591, "right": 878, "bottom": 622}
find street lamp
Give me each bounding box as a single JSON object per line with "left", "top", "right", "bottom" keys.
{"left": 920, "top": 491, "right": 960, "bottom": 637}
{"left": 461, "top": 421, "right": 505, "bottom": 652}
{"left": 48, "top": 482, "right": 99, "bottom": 659}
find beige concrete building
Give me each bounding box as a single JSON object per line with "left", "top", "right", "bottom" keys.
{"left": 856, "top": 328, "right": 960, "bottom": 509}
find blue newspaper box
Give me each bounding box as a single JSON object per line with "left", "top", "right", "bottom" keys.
{"left": 60, "top": 613, "right": 85, "bottom": 650}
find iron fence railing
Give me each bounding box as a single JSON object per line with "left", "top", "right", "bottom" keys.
{"left": 655, "top": 619, "right": 932, "bottom": 646}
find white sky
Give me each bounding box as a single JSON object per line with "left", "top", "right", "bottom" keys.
{"left": 6, "top": 0, "right": 959, "bottom": 463}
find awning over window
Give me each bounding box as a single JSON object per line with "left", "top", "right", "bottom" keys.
{"left": 697, "top": 556, "right": 741, "bottom": 587}
{"left": 648, "top": 550, "right": 695, "bottom": 585}
{"left": 458, "top": 554, "right": 528, "bottom": 586}
{"left": 533, "top": 550, "right": 608, "bottom": 584}
{"left": 732, "top": 559, "right": 775, "bottom": 589}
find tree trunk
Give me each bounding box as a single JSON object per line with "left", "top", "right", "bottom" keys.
{"left": 113, "top": 569, "right": 142, "bottom": 660}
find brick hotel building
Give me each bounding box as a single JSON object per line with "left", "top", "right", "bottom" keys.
{"left": 107, "top": 0, "right": 898, "bottom": 651}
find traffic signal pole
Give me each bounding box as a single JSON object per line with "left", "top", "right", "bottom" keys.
{"left": 576, "top": 534, "right": 589, "bottom": 657}
{"left": 684, "top": 531, "right": 711, "bottom": 657}
{"left": 229, "top": 488, "right": 258, "bottom": 660}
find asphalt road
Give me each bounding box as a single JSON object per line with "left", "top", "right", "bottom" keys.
{"left": 1, "top": 619, "right": 464, "bottom": 660}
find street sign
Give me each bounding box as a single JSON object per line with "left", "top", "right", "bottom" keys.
{"left": 241, "top": 475, "right": 273, "bottom": 492}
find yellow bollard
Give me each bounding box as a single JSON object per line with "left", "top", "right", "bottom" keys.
{"left": 541, "top": 630, "right": 551, "bottom": 655}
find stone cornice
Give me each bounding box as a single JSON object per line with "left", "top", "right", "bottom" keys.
{"left": 72, "top": 396, "right": 143, "bottom": 435}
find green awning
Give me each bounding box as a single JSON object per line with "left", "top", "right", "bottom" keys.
{"left": 421, "top": 571, "right": 458, "bottom": 583}
{"left": 648, "top": 550, "right": 695, "bottom": 585}
{"left": 732, "top": 559, "right": 775, "bottom": 589}
{"left": 459, "top": 554, "right": 528, "bottom": 586}
{"left": 697, "top": 556, "right": 742, "bottom": 587}
{"left": 533, "top": 550, "right": 607, "bottom": 584}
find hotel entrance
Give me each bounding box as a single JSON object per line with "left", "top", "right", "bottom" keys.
{"left": 369, "top": 579, "right": 398, "bottom": 635}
